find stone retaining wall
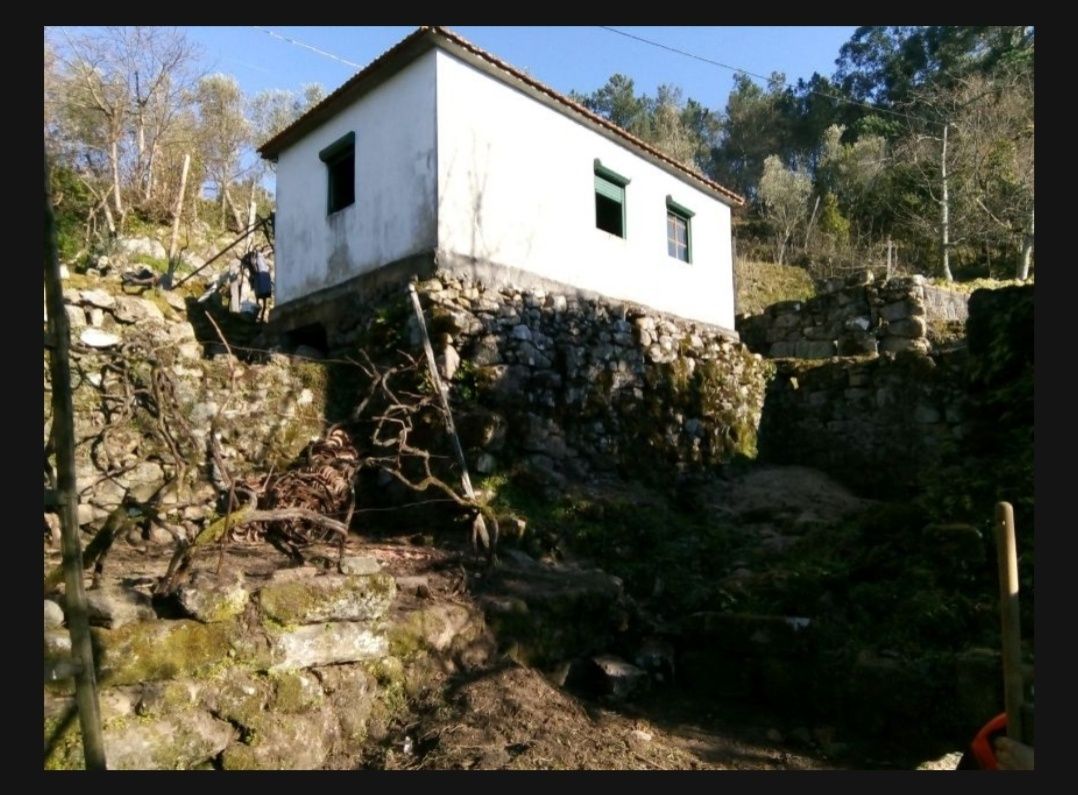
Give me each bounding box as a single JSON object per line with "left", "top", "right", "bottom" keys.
{"left": 736, "top": 274, "right": 970, "bottom": 359}
{"left": 756, "top": 350, "right": 968, "bottom": 497}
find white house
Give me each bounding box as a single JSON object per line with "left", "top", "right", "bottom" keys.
{"left": 259, "top": 26, "right": 745, "bottom": 336}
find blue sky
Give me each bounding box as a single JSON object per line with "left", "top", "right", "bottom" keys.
{"left": 190, "top": 26, "right": 858, "bottom": 113}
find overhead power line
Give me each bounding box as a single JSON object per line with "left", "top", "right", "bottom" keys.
{"left": 252, "top": 27, "right": 363, "bottom": 69}
{"left": 597, "top": 26, "right": 933, "bottom": 127}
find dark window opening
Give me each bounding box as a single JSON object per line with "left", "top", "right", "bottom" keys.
{"left": 328, "top": 151, "right": 354, "bottom": 213}
{"left": 320, "top": 132, "right": 355, "bottom": 215}
{"left": 596, "top": 193, "right": 624, "bottom": 237}
{"left": 287, "top": 323, "right": 328, "bottom": 354}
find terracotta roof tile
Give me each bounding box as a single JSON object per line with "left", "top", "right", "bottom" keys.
{"left": 259, "top": 26, "right": 744, "bottom": 206}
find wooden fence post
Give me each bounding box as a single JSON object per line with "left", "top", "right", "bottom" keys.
{"left": 45, "top": 153, "right": 107, "bottom": 769}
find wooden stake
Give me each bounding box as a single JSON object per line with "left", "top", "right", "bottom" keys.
{"left": 408, "top": 282, "right": 495, "bottom": 562}
{"left": 995, "top": 501, "right": 1025, "bottom": 744}
{"left": 407, "top": 283, "right": 476, "bottom": 501}
{"left": 44, "top": 153, "right": 107, "bottom": 769}
{"left": 244, "top": 198, "right": 257, "bottom": 254}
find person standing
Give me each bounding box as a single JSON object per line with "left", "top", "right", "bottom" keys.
{"left": 244, "top": 246, "right": 274, "bottom": 322}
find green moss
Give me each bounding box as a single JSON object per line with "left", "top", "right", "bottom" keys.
{"left": 45, "top": 708, "right": 226, "bottom": 770}
{"left": 143, "top": 289, "right": 182, "bottom": 321}
{"left": 136, "top": 680, "right": 202, "bottom": 716}
{"left": 353, "top": 656, "right": 410, "bottom": 724}
{"left": 387, "top": 618, "right": 426, "bottom": 661}
{"left": 271, "top": 670, "right": 324, "bottom": 713}
{"left": 204, "top": 670, "right": 272, "bottom": 726}
{"left": 127, "top": 254, "right": 169, "bottom": 274}
{"left": 44, "top": 712, "right": 83, "bottom": 770}
{"left": 92, "top": 619, "right": 242, "bottom": 686}
{"left": 220, "top": 744, "right": 260, "bottom": 770}
{"left": 60, "top": 271, "right": 99, "bottom": 292}
{"left": 257, "top": 573, "right": 396, "bottom": 625}
{"left": 385, "top": 604, "right": 475, "bottom": 662}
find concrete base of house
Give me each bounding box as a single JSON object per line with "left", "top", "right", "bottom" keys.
{"left": 268, "top": 249, "right": 739, "bottom": 348}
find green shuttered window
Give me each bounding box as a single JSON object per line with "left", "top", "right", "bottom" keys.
{"left": 666, "top": 196, "right": 693, "bottom": 263}
{"left": 594, "top": 160, "right": 628, "bottom": 238}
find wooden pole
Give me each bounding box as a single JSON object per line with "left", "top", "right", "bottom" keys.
{"left": 731, "top": 235, "right": 740, "bottom": 316}
{"left": 995, "top": 501, "right": 1025, "bottom": 744}
{"left": 44, "top": 153, "right": 107, "bottom": 770}
{"left": 166, "top": 153, "right": 191, "bottom": 282}
{"left": 407, "top": 283, "right": 476, "bottom": 501}
{"left": 244, "top": 198, "right": 257, "bottom": 254}
{"left": 172, "top": 220, "right": 262, "bottom": 290}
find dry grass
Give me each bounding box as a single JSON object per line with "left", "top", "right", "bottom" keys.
{"left": 735, "top": 260, "right": 816, "bottom": 317}
{"left": 928, "top": 276, "right": 1033, "bottom": 295}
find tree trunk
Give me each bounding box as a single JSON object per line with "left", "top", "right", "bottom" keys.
{"left": 143, "top": 141, "right": 157, "bottom": 203}
{"left": 940, "top": 123, "right": 953, "bottom": 282}
{"left": 44, "top": 153, "right": 107, "bottom": 770}
{"left": 166, "top": 153, "right": 191, "bottom": 281}
{"left": 223, "top": 186, "right": 246, "bottom": 233}
{"left": 110, "top": 139, "right": 124, "bottom": 220}
{"left": 1018, "top": 206, "right": 1034, "bottom": 280}
{"left": 97, "top": 187, "right": 117, "bottom": 238}
{"left": 136, "top": 120, "right": 146, "bottom": 195}
{"left": 802, "top": 194, "right": 821, "bottom": 252}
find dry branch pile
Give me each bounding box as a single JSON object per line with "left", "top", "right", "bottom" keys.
{"left": 232, "top": 427, "right": 359, "bottom": 548}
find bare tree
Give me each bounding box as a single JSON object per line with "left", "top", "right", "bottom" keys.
{"left": 895, "top": 64, "right": 1033, "bottom": 280}
{"left": 46, "top": 26, "right": 201, "bottom": 225}
{"left": 953, "top": 67, "right": 1034, "bottom": 279}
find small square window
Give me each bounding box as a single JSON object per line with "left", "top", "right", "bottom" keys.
{"left": 320, "top": 132, "right": 355, "bottom": 214}
{"left": 666, "top": 197, "right": 694, "bottom": 263}
{"left": 594, "top": 161, "right": 629, "bottom": 238}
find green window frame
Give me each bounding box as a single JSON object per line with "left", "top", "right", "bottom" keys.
{"left": 594, "top": 159, "right": 629, "bottom": 238}
{"left": 320, "top": 132, "right": 355, "bottom": 215}
{"left": 666, "top": 196, "right": 694, "bottom": 263}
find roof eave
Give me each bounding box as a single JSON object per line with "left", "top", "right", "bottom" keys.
{"left": 431, "top": 34, "right": 745, "bottom": 207}
{"left": 257, "top": 27, "right": 438, "bottom": 160}
{"left": 258, "top": 26, "right": 745, "bottom": 207}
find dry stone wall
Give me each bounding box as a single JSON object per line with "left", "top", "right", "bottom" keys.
{"left": 754, "top": 284, "right": 1031, "bottom": 499}
{"left": 44, "top": 562, "right": 490, "bottom": 769}
{"left": 409, "top": 273, "right": 774, "bottom": 483}
{"left": 46, "top": 280, "right": 327, "bottom": 544}
{"left": 284, "top": 267, "right": 775, "bottom": 485}
{"left": 756, "top": 350, "right": 968, "bottom": 497}
{"left": 736, "top": 273, "right": 970, "bottom": 359}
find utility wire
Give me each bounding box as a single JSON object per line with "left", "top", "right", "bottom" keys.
{"left": 252, "top": 27, "right": 363, "bottom": 69}
{"left": 597, "top": 26, "right": 936, "bottom": 127}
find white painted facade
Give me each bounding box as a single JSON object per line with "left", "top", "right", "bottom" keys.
{"left": 270, "top": 39, "right": 737, "bottom": 330}
{"left": 435, "top": 51, "right": 735, "bottom": 329}
{"left": 273, "top": 50, "right": 438, "bottom": 305}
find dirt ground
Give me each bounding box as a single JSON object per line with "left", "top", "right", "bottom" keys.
{"left": 44, "top": 514, "right": 964, "bottom": 771}
{"left": 365, "top": 662, "right": 837, "bottom": 771}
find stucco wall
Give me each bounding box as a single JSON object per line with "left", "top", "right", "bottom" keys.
{"left": 273, "top": 51, "right": 438, "bottom": 305}
{"left": 434, "top": 51, "right": 736, "bottom": 331}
